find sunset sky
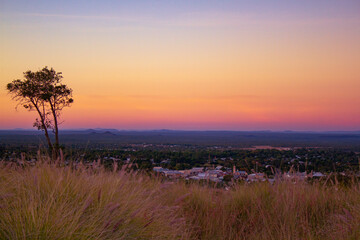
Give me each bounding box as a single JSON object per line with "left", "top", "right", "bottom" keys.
{"left": 1, "top": 0, "right": 359, "bottom": 131}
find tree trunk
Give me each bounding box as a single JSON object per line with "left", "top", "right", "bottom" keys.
{"left": 33, "top": 103, "right": 53, "bottom": 153}
{"left": 49, "top": 99, "right": 60, "bottom": 160}
{"left": 53, "top": 111, "right": 59, "bottom": 158}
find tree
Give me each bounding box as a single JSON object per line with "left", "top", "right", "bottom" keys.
{"left": 6, "top": 67, "right": 73, "bottom": 158}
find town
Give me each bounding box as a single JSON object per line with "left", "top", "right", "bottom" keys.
{"left": 152, "top": 165, "right": 328, "bottom": 183}
{"left": 2, "top": 143, "right": 358, "bottom": 185}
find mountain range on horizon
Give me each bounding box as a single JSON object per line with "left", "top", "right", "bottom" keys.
{"left": 3, "top": 128, "right": 360, "bottom": 134}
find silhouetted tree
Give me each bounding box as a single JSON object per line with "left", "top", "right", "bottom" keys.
{"left": 7, "top": 67, "right": 73, "bottom": 158}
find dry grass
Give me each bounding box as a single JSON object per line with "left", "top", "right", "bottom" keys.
{"left": 0, "top": 160, "right": 359, "bottom": 240}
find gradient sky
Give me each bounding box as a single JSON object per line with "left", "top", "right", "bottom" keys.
{"left": 1, "top": 0, "right": 359, "bottom": 130}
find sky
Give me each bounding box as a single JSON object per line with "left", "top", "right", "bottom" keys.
{"left": 0, "top": 0, "right": 359, "bottom": 131}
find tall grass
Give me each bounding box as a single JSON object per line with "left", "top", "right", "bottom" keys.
{"left": 0, "top": 160, "right": 359, "bottom": 240}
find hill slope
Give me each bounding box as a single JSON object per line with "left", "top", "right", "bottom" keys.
{"left": 0, "top": 161, "right": 359, "bottom": 239}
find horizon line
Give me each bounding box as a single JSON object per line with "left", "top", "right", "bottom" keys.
{"left": 1, "top": 128, "right": 360, "bottom": 133}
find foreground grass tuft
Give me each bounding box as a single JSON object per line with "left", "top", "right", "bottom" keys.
{"left": 0, "top": 161, "right": 359, "bottom": 240}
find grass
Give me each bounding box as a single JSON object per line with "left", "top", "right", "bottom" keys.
{"left": 0, "top": 159, "right": 360, "bottom": 240}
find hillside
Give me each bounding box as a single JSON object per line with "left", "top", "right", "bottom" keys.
{"left": 0, "top": 160, "right": 359, "bottom": 240}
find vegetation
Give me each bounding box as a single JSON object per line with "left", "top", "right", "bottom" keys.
{"left": 6, "top": 67, "right": 73, "bottom": 157}
{"left": 1, "top": 159, "right": 360, "bottom": 239}
{"left": 2, "top": 146, "right": 359, "bottom": 174}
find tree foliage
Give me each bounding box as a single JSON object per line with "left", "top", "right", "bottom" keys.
{"left": 7, "top": 67, "right": 73, "bottom": 157}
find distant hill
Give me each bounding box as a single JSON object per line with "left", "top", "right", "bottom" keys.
{"left": 1, "top": 129, "right": 360, "bottom": 150}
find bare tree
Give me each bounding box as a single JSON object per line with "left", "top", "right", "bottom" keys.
{"left": 7, "top": 67, "right": 73, "bottom": 158}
